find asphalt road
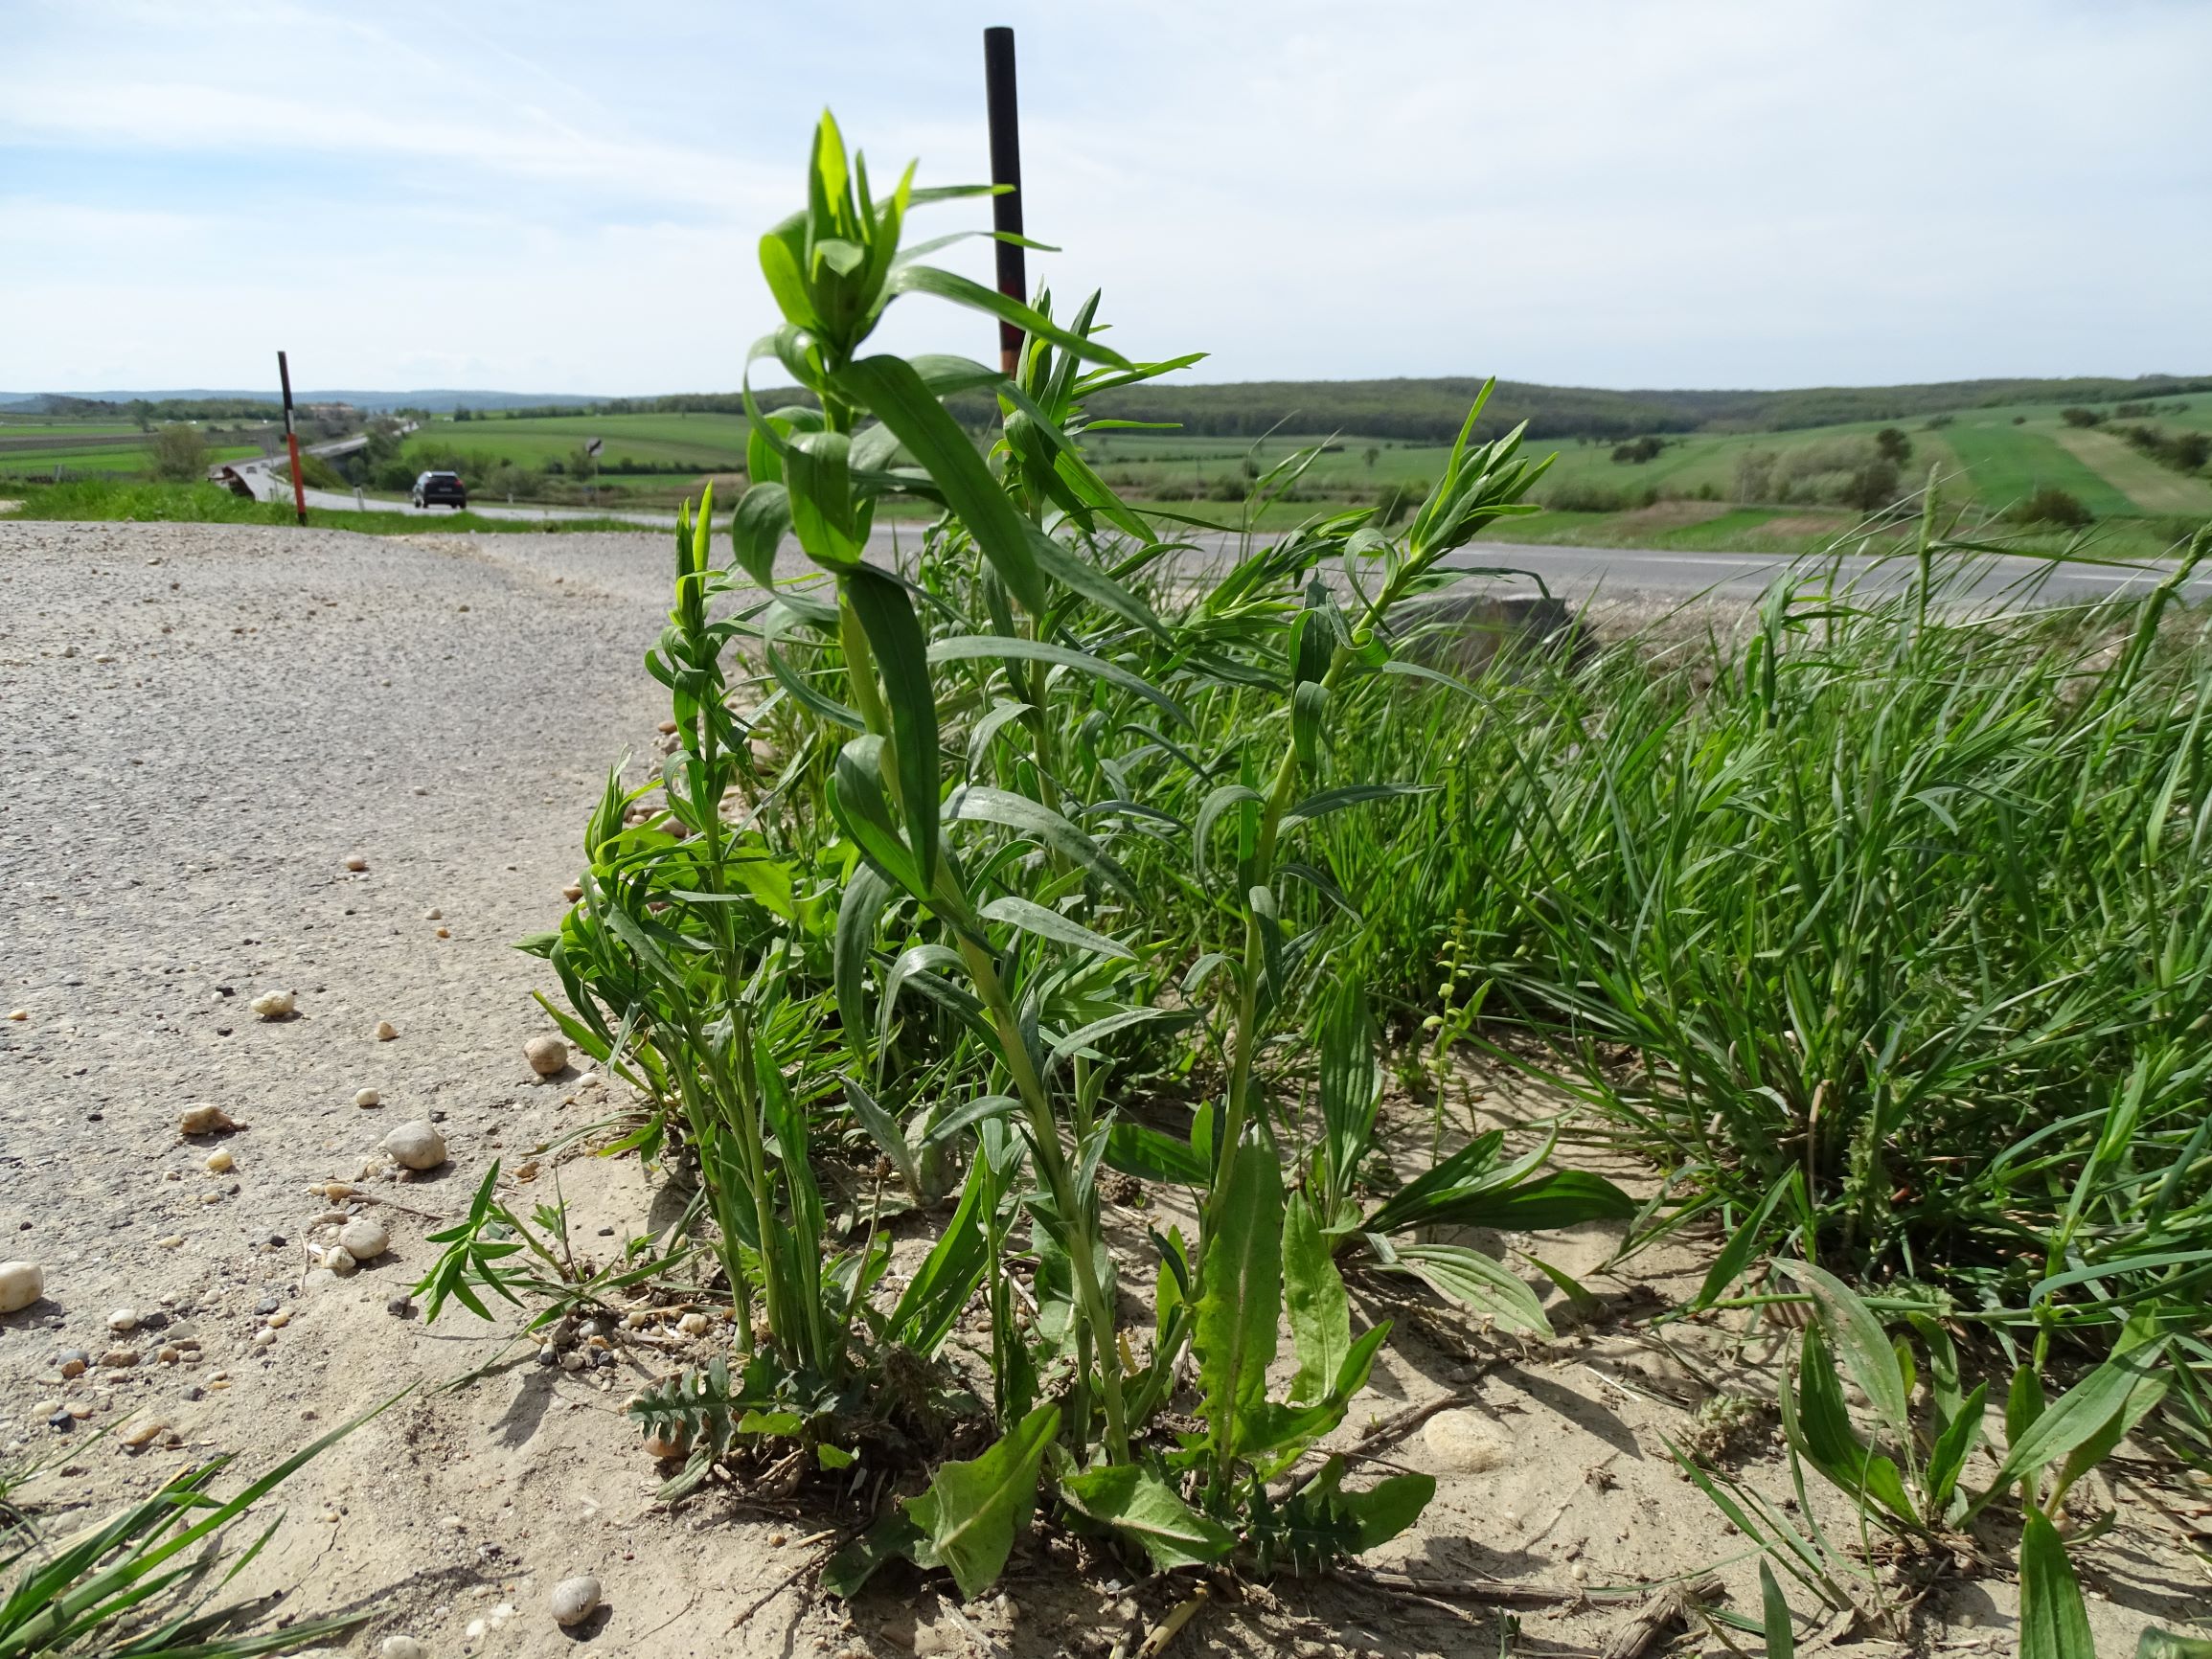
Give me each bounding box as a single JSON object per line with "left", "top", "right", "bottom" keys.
{"left": 238, "top": 466, "right": 2210, "bottom": 603}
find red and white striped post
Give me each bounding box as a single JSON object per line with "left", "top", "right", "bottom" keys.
{"left": 277, "top": 351, "right": 308, "bottom": 525}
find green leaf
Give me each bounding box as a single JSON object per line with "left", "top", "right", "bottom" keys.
{"left": 883, "top": 263, "right": 1133, "bottom": 370}
{"left": 1284, "top": 1192, "right": 1350, "bottom": 1405}
{"left": 833, "top": 864, "right": 892, "bottom": 1059}
{"left": 946, "top": 785, "right": 1139, "bottom": 901}
{"left": 1383, "top": 1239, "right": 1553, "bottom": 1337}
{"left": 2137, "top": 1630, "right": 2212, "bottom": 1658}
{"left": 979, "top": 895, "right": 1134, "bottom": 961}
{"left": 888, "top": 1157, "right": 992, "bottom": 1358}
{"left": 785, "top": 430, "right": 864, "bottom": 568}
{"left": 818, "top": 1443, "right": 856, "bottom": 1470}
{"left": 1335, "top": 1469, "right": 1435, "bottom": 1552}
{"left": 1316, "top": 979, "right": 1380, "bottom": 1205}
{"left": 1926, "top": 1379, "right": 1988, "bottom": 1520}
{"left": 843, "top": 565, "right": 940, "bottom": 891}
{"left": 2018, "top": 1507, "right": 2097, "bottom": 1659}
{"left": 1362, "top": 1131, "right": 1502, "bottom": 1234}
{"left": 1771, "top": 1259, "right": 1912, "bottom": 1443}
{"left": 844, "top": 1074, "right": 920, "bottom": 1196}
{"left": 1984, "top": 1329, "right": 2170, "bottom": 1514}
{"left": 1691, "top": 1170, "right": 1804, "bottom": 1314}
{"left": 832, "top": 735, "right": 924, "bottom": 898}
{"left": 1781, "top": 1325, "right": 1919, "bottom": 1526}
{"left": 1279, "top": 782, "right": 1433, "bottom": 830}
{"left": 903, "top": 1401, "right": 1060, "bottom": 1600}
{"left": 1760, "top": 1558, "right": 1795, "bottom": 1659}
{"left": 926, "top": 634, "right": 1190, "bottom": 727}
{"left": 1103, "top": 1121, "right": 1208, "bottom": 1186}
{"left": 832, "top": 355, "right": 1046, "bottom": 614}
{"left": 823, "top": 1510, "right": 926, "bottom": 1598}
{"left": 1057, "top": 1463, "right": 1236, "bottom": 1569}
{"left": 1195, "top": 1140, "right": 1285, "bottom": 1472}
{"left": 731, "top": 481, "right": 789, "bottom": 588}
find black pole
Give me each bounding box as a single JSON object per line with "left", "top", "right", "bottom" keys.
{"left": 983, "top": 26, "right": 1025, "bottom": 379}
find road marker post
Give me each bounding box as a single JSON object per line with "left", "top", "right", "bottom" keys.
{"left": 277, "top": 351, "right": 308, "bottom": 525}
{"left": 983, "top": 26, "right": 1025, "bottom": 378}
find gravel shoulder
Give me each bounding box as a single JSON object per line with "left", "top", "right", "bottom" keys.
{"left": 1, "top": 523, "right": 2200, "bottom": 1658}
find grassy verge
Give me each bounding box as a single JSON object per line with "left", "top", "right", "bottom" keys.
{"left": 0, "top": 479, "right": 653, "bottom": 535}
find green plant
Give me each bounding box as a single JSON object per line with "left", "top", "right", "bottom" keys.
{"left": 0, "top": 1402, "right": 395, "bottom": 1658}
{"left": 2011, "top": 486, "right": 2093, "bottom": 527}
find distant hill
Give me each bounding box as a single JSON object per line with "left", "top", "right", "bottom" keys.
{"left": 1082, "top": 374, "right": 2212, "bottom": 443}
{"left": 10, "top": 373, "right": 2208, "bottom": 442}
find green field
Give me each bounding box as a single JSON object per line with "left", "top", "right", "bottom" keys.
{"left": 403, "top": 411, "right": 751, "bottom": 473}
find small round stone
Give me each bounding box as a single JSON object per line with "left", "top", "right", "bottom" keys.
{"left": 0, "top": 1261, "right": 47, "bottom": 1313}
{"left": 380, "top": 1121, "right": 446, "bottom": 1171}
{"left": 562, "top": 884, "right": 582, "bottom": 902}
{"left": 678, "top": 1312, "right": 710, "bottom": 1336}
{"left": 374, "top": 1020, "right": 398, "bottom": 1041}
{"left": 58, "top": 1350, "right": 89, "bottom": 1377}
{"left": 354, "top": 1089, "right": 381, "bottom": 1108}
{"left": 249, "top": 990, "right": 295, "bottom": 1019}
{"left": 524, "top": 1034, "right": 568, "bottom": 1077}
{"left": 337, "top": 1218, "right": 388, "bottom": 1261}
{"left": 1423, "top": 1408, "right": 1512, "bottom": 1473}
{"left": 109, "top": 1308, "right": 139, "bottom": 1332}
{"left": 549, "top": 1575, "right": 602, "bottom": 1626}
{"left": 423, "top": 908, "right": 443, "bottom": 920}
{"left": 325, "top": 1246, "right": 358, "bottom": 1277}
{"left": 204, "top": 1150, "right": 234, "bottom": 1173}
{"left": 179, "top": 1104, "right": 238, "bottom": 1136}
{"left": 343, "top": 853, "right": 368, "bottom": 872}
{"left": 386, "top": 1291, "right": 416, "bottom": 1318}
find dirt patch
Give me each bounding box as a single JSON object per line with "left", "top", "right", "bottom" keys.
{"left": 1758, "top": 512, "right": 1852, "bottom": 536}
{"left": 1, "top": 521, "right": 2202, "bottom": 1658}
{"left": 1606, "top": 499, "right": 1735, "bottom": 531}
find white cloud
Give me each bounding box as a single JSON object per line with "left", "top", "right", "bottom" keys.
{"left": 4, "top": 0, "right": 2207, "bottom": 393}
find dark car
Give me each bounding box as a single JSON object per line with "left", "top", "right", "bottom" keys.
{"left": 411, "top": 470, "right": 467, "bottom": 510}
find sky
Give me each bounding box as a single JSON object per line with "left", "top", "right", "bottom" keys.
{"left": 5, "top": 0, "right": 2209, "bottom": 398}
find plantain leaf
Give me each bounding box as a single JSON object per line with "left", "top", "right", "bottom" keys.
{"left": 1781, "top": 1325, "right": 1919, "bottom": 1525}
{"left": 904, "top": 1401, "right": 1061, "bottom": 1600}
{"left": 1103, "top": 1122, "right": 1208, "bottom": 1186}
{"left": 1771, "top": 1259, "right": 1912, "bottom": 1443}
{"left": 1760, "top": 1559, "right": 1796, "bottom": 1659}
{"left": 1058, "top": 1463, "right": 1235, "bottom": 1569}
{"left": 843, "top": 1074, "right": 920, "bottom": 1196}
{"left": 2018, "top": 1506, "right": 2097, "bottom": 1659}
{"left": 1196, "top": 1141, "right": 1285, "bottom": 1470}
{"left": 1284, "top": 1191, "right": 1351, "bottom": 1405}
{"left": 1383, "top": 1239, "right": 1554, "bottom": 1337}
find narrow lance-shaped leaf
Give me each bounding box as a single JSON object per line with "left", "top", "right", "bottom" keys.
{"left": 1194, "top": 1139, "right": 1285, "bottom": 1474}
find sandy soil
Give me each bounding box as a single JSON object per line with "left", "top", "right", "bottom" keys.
{"left": 2, "top": 523, "right": 2205, "bottom": 1658}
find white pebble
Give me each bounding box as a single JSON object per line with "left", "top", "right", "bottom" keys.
{"left": 0, "top": 1261, "right": 44, "bottom": 1313}
{"left": 337, "top": 1218, "right": 388, "bottom": 1261}
{"left": 109, "top": 1308, "right": 139, "bottom": 1332}
{"left": 252, "top": 1329, "right": 277, "bottom": 1350}
{"left": 1424, "top": 1408, "right": 1513, "bottom": 1473}
{"left": 380, "top": 1121, "right": 446, "bottom": 1171}
{"left": 524, "top": 1034, "right": 569, "bottom": 1076}
{"left": 354, "top": 1088, "right": 380, "bottom": 1108}
{"left": 678, "top": 1312, "right": 710, "bottom": 1336}
{"left": 548, "top": 1575, "right": 602, "bottom": 1626}
{"left": 204, "top": 1150, "right": 233, "bottom": 1173}
{"left": 344, "top": 853, "right": 368, "bottom": 872}
{"left": 324, "top": 1246, "right": 358, "bottom": 1277}
{"left": 249, "top": 989, "right": 295, "bottom": 1019}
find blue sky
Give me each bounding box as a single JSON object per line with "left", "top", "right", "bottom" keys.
{"left": 5, "top": 0, "right": 2208, "bottom": 396}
